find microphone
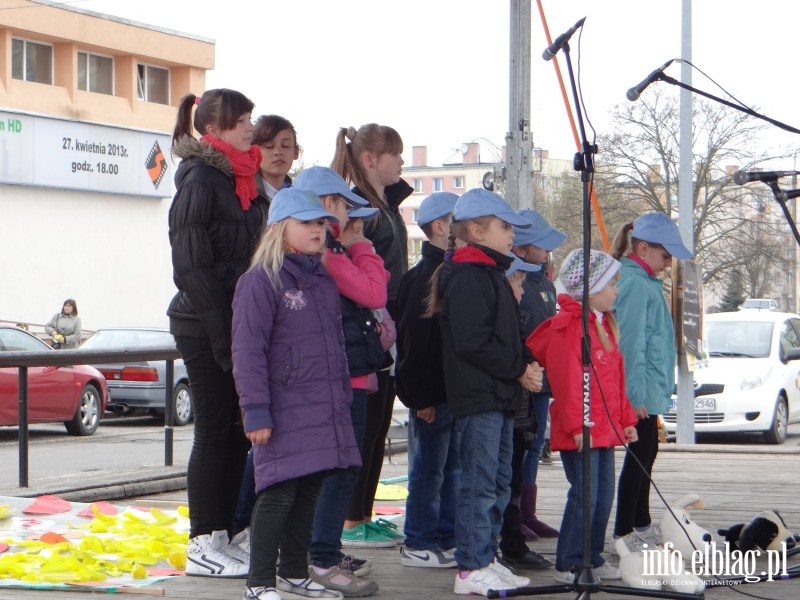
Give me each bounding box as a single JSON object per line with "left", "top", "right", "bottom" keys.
{"left": 542, "top": 17, "right": 586, "bottom": 61}
{"left": 733, "top": 170, "right": 800, "bottom": 185}
{"left": 626, "top": 59, "right": 674, "bottom": 101}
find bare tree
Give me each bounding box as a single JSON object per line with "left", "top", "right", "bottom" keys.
{"left": 592, "top": 88, "right": 787, "bottom": 291}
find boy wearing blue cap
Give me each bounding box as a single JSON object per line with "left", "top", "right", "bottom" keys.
{"left": 233, "top": 187, "right": 359, "bottom": 600}
{"left": 609, "top": 213, "right": 693, "bottom": 555}
{"left": 509, "top": 209, "right": 565, "bottom": 544}
{"left": 427, "top": 188, "right": 544, "bottom": 595}
{"left": 395, "top": 192, "right": 460, "bottom": 569}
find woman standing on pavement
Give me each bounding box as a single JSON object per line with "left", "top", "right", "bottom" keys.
{"left": 45, "top": 299, "right": 81, "bottom": 349}
{"left": 167, "top": 88, "right": 265, "bottom": 578}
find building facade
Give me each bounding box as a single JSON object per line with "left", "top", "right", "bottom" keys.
{"left": 1, "top": 1, "right": 213, "bottom": 330}
{"left": 400, "top": 143, "right": 572, "bottom": 264}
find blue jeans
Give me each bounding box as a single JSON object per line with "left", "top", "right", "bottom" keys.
{"left": 403, "top": 405, "right": 460, "bottom": 551}
{"left": 453, "top": 411, "right": 513, "bottom": 571}
{"left": 523, "top": 393, "right": 550, "bottom": 485}
{"left": 556, "top": 447, "right": 615, "bottom": 572}
{"left": 309, "top": 388, "right": 367, "bottom": 567}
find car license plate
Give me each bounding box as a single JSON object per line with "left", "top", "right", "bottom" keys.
{"left": 669, "top": 397, "right": 716, "bottom": 412}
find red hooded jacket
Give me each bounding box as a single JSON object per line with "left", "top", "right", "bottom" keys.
{"left": 527, "top": 294, "right": 637, "bottom": 451}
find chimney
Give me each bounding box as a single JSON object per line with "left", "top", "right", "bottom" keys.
{"left": 412, "top": 146, "right": 427, "bottom": 167}
{"left": 462, "top": 142, "right": 480, "bottom": 165}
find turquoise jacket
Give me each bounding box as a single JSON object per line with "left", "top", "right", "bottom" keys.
{"left": 614, "top": 257, "right": 675, "bottom": 415}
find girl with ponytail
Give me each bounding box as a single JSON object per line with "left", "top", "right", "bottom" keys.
{"left": 167, "top": 88, "right": 265, "bottom": 578}
{"left": 330, "top": 124, "right": 413, "bottom": 545}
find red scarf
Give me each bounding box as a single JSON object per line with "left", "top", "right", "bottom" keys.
{"left": 200, "top": 134, "right": 262, "bottom": 210}
{"left": 452, "top": 245, "right": 496, "bottom": 266}
{"left": 627, "top": 252, "right": 656, "bottom": 276}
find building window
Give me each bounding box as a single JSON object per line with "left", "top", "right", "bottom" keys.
{"left": 413, "top": 178, "right": 423, "bottom": 193}
{"left": 137, "top": 64, "right": 170, "bottom": 104}
{"left": 453, "top": 175, "right": 465, "bottom": 188}
{"left": 11, "top": 38, "right": 53, "bottom": 84}
{"left": 78, "top": 52, "right": 113, "bottom": 95}
{"left": 412, "top": 209, "right": 419, "bottom": 223}
{"left": 433, "top": 177, "right": 443, "bottom": 192}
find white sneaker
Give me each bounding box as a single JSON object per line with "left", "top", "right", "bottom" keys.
{"left": 454, "top": 566, "right": 516, "bottom": 596}
{"left": 612, "top": 531, "right": 652, "bottom": 555}
{"left": 400, "top": 546, "right": 457, "bottom": 568}
{"left": 638, "top": 523, "right": 663, "bottom": 547}
{"left": 277, "top": 576, "right": 343, "bottom": 598}
{"left": 593, "top": 563, "right": 621, "bottom": 580}
{"left": 186, "top": 531, "right": 248, "bottom": 578}
{"left": 243, "top": 586, "right": 281, "bottom": 600}
{"left": 488, "top": 558, "right": 530, "bottom": 587}
{"left": 553, "top": 569, "right": 575, "bottom": 585}
{"left": 227, "top": 528, "right": 251, "bottom": 566}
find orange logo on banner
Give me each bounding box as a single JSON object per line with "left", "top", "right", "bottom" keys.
{"left": 145, "top": 141, "right": 167, "bottom": 189}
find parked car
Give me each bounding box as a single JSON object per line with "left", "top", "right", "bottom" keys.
{"left": 664, "top": 311, "right": 800, "bottom": 444}
{"left": 740, "top": 298, "right": 779, "bottom": 311}
{"left": 79, "top": 328, "right": 192, "bottom": 426}
{"left": 0, "top": 325, "right": 107, "bottom": 435}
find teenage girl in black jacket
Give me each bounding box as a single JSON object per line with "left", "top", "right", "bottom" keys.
{"left": 168, "top": 88, "right": 265, "bottom": 578}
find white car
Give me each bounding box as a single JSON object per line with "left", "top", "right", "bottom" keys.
{"left": 664, "top": 311, "right": 800, "bottom": 444}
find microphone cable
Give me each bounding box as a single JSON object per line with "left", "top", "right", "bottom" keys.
{"left": 587, "top": 356, "right": 787, "bottom": 599}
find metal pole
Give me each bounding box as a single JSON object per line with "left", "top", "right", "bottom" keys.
{"left": 676, "top": 0, "right": 696, "bottom": 444}
{"left": 165, "top": 359, "right": 174, "bottom": 466}
{"left": 507, "top": 0, "right": 533, "bottom": 209}
{"left": 18, "top": 366, "right": 29, "bottom": 487}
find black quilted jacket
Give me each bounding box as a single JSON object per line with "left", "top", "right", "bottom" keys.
{"left": 167, "top": 136, "right": 267, "bottom": 372}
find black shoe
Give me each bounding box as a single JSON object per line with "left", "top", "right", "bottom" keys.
{"left": 503, "top": 550, "right": 553, "bottom": 570}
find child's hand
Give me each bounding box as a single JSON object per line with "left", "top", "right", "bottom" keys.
{"left": 574, "top": 433, "right": 592, "bottom": 452}
{"left": 517, "top": 363, "right": 543, "bottom": 392}
{"left": 528, "top": 361, "right": 544, "bottom": 392}
{"left": 339, "top": 218, "right": 369, "bottom": 248}
{"left": 246, "top": 427, "right": 272, "bottom": 445}
{"left": 623, "top": 426, "right": 639, "bottom": 444}
{"left": 634, "top": 405, "right": 649, "bottom": 420}
{"left": 415, "top": 406, "right": 436, "bottom": 423}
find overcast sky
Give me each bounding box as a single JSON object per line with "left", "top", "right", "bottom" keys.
{"left": 72, "top": 0, "right": 800, "bottom": 170}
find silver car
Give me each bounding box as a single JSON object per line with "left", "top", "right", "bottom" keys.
{"left": 80, "top": 328, "right": 192, "bottom": 426}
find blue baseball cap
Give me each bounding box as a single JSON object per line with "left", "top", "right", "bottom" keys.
{"left": 417, "top": 192, "right": 458, "bottom": 227}
{"left": 453, "top": 188, "right": 531, "bottom": 227}
{"left": 507, "top": 255, "right": 542, "bottom": 277}
{"left": 632, "top": 212, "right": 693, "bottom": 259}
{"left": 512, "top": 209, "right": 567, "bottom": 250}
{"left": 348, "top": 206, "right": 379, "bottom": 221}
{"left": 293, "top": 166, "right": 368, "bottom": 207}
{"left": 267, "top": 187, "right": 338, "bottom": 226}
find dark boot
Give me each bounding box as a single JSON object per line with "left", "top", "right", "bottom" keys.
{"left": 521, "top": 484, "right": 559, "bottom": 538}
{"left": 502, "top": 550, "right": 553, "bottom": 570}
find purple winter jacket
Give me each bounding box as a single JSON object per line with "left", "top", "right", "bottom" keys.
{"left": 232, "top": 253, "right": 361, "bottom": 493}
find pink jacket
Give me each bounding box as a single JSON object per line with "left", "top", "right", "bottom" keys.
{"left": 324, "top": 237, "right": 392, "bottom": 390}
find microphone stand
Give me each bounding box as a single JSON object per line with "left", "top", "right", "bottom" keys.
{"left": 488, "top": 40, "right": 702, "bottom": 600}
{"left": 655, "top": 72, "right": 800, "bottom": 135}
{"left": 652, "top": 73, "right": 800, "bottom": 251}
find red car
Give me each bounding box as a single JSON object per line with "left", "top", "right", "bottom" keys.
{"left": 0, "top": 325, "right": 108, "bottom": 436}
